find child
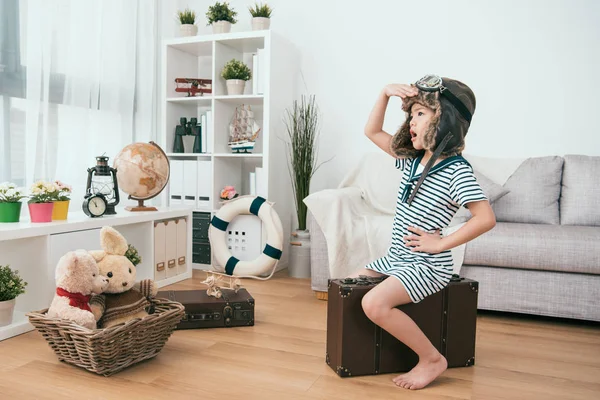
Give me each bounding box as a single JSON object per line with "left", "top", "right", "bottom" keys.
{"left": 350, "top": 75, "right": 496, "bottom": 390}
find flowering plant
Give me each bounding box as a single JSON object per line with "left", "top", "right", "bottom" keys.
{"left": 219, "top": 185, "right": 239, "bottom": 200}
{"left": 0, "top": 182, "right": 27, "bottom": 203}
{"left": 28, "top": 181, "right": 58, "bottom": 204}
{"left": 52, "top": 180, "right": 72, "bottom": 201}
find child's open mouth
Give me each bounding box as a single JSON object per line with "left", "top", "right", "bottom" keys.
{"left": 410, "top": 130, "right": 417, "bottom": 141}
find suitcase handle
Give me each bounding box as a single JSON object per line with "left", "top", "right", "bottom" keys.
{"left": 450, "top": 274, "right": 464, "bottom": 282}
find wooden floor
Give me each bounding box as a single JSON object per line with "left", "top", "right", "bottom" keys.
{"left": 1, "top": 270, "right": 599, "bottom": 400}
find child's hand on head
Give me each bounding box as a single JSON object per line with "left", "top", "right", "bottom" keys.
{"left": 383, "top": 84, "right": 419, "bottom": 99}
{"left": 404, "top": 226, "right": 443, "bottom": 254}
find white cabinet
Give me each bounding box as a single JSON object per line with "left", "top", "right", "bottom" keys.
{"left": 0, "top": 207, "right": 192, "bottom": 341}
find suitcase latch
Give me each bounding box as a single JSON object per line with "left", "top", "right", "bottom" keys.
{"left": 339, "top": 286, "right": 353, "bottom": 298}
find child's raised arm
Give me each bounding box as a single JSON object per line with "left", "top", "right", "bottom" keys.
{"left": 365, "top": 84, "right": 418, "bottom": 158}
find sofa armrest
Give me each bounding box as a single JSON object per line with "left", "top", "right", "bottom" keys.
{"left": 308, "top": 210, "right": 330, "bottom": 292}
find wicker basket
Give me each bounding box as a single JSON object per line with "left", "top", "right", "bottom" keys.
{"left": 26, "top": 298, "right": 184, "bottom": 376}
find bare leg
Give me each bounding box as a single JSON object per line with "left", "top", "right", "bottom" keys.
{"left": 362, "top": 277, "right": 447, "bottom": 390}
{"left": 346, "top": 267, "right": 385, "bottom": 279}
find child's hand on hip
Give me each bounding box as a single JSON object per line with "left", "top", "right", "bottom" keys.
{"left": 404, "top": 226, "right": 443, "bottom": 254}
{"left": 383, "top": 84, "right": 419, "bottom": 99}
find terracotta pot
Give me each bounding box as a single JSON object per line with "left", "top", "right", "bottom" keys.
{"left": 28, "top": 202, "right": 54, "bottom": 223}
{"left": 212, "top": 21, "right": 231, "bottom": 34}
{"left": 0, "top": 299, "right": 16, "bottom": 327}
{"left": 180, "top": 24, "right": 198, "bottom": 37}
{"left": 226, "top": 79, "right": 246, "bottom": 95}
{"left": 251, "top": 17, "right": 270, "bottom": 31}
{"left": 0, "top": 202, "right": 22, "bottom": 223}
{"left": 52, "top": 200, "right": 70, "bottom": 220}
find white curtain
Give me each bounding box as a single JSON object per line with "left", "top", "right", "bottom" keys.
{"left": 3, "top": 0, "right": 157, "bottom": 205}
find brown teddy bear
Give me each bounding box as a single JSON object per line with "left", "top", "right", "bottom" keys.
{"left": 89, "top": 226, "right": 158, "bottom": 329}
{"left": 47, "top": 250, "right": 109, "bottom": 329}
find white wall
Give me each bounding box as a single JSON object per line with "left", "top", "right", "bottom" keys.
{"left": 163, "top": 0, "right": 600, "bottom": 192}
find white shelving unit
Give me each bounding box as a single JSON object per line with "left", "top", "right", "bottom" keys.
{"left": 161, "top": 30, "right": 297, "bottom": 271}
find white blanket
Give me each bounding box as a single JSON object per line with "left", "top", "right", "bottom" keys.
{"left": 304, "top": 152, "right": 525, "bottom": 279}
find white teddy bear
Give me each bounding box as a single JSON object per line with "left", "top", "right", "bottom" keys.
{"left": 47, "top": 249, "right": 108, "bottom": 329}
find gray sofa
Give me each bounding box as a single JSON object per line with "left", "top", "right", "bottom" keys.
{"left": 309, "top": 155, "right": 600, "bottom": 322}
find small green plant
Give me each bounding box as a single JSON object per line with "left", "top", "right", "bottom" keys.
{"left": 221, "top": 59, "right": 252, "bottom": 81}
{"left": 177, "top": 8, "right": 196, "bottom": 25}
{"left": 125, "top": 244, "right": 142, "bottom": 267}
{"left": 0, "top": 265, "right": 27, "bottom": 301}
{"left": 248, "top": 3, "right": 273, "bottom": 18}
{"left": 206, "top": 1, "right": 237, "bottom": 25}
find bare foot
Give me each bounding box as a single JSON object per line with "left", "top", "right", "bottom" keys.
{"left": 392, "top": 354, "right": 447, "bottom": 390}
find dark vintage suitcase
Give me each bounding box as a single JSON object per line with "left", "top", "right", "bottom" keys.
{"left": 156, "top": 288, "right": 255, "bottom": 329}
{"left": 326, "top": 274, "right": 478, "bottom": 377}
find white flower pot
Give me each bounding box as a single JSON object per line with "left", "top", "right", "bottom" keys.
{"left": 251, "top": 17, "right": 271, "bottom": 31}
{"left": 226, "top": 79, "right": 246, "bottom": 96}
{"left": 288, "top": 230, "right": 311, "bottom": 278}
{"left": 0, "top": 298, "right": 16, "bottom": 327}
{"left": 212, "top": 21, "right": 232, "bottom": 34}
{"left": 180, "top": 24, "right": 198, "bottom": 37}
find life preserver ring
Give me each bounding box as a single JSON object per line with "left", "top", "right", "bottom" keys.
{"left": 208, "top": 196, "right": 284, "bottom": 277}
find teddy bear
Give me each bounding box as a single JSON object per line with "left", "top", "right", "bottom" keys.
{"left": 88, "top": 226, "right": 158, "bottom": 329}
{"left": 47, "top": 249, "right": 109, "bottom": 330}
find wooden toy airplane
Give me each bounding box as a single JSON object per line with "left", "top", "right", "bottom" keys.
{"left": 201, "top": 271, "right": 242, "bottom": 298}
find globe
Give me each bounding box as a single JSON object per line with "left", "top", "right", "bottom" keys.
{"left": 113, "top": 141, "right": 170, "bottom": 211}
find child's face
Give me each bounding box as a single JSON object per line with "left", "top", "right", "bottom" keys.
{"left": 409, "top": 103, "right": 435, "bottom": 150}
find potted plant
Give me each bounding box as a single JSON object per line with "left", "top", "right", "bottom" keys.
{"left": 51, "top": 180, "right": 72, "bottom": 221}
{"left": 283, "top": 95, "right": 328, "bottom": 278}
{"left": 0, "top": 182, "right": 27, "bottom": 223}
{"left": 206, "top": 1, "right": 237, "bottom": 34}
{"left": 221, "top": 59, "right": 252, "bottom": 95}
{"left": 177, "top": 7, "right": 198, "bottom": 37}
{"left": 0, "top": 265, "right": 27, "bottom": 327}
{"left": 248, "top": 2, "right": 273, "bottom": 31}
{"left": 28, "top": 180, "right": 56, "bottom": 223}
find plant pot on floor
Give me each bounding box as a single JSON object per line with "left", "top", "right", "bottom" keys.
{"left": 0, "top": 299, "right": 16, "bottom": 327}
{"left": 28, "top": 202, "right": 54, "bottom": 223}
{"left": 51, "top": 200, "right": 70, "bottom": 220}
{"left": 251, "top": 17, "right": 270, "bottom": 31}
{"left": 226, "top": 79, "right": 246, "bottom": 95}
{"left": 0, "top": 202, "right": 22, "bottom": 223}
{"left": 180, "top": 24, "right": 198, "bottom": 36}
{"left": 288, "top": 230, "right": 311, "bottom": 278}
{"left": 212, "top": 21, "right": 231, "bottom": 34}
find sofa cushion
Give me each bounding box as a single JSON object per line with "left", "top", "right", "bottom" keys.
{"left": 560, "top": 155, "right": 600, "bottom": 226}
{"left": 463, "top": 222, "right": 600, "bottom": 275}
{"left": 492, "top": 156, "right": 563, "bottom": 225}
{"left": 453, "top": 170, "right": 510, "bottom": 223}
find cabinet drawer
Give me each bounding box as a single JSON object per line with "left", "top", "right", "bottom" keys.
{"left": 192, "top": 241, "right": 211, "bottom": 265}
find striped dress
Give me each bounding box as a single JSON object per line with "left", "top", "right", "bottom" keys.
{"left": 365, "top": 155, "right": 487, "bottom": 303}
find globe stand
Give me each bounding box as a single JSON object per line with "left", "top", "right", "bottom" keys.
{"left": 125, "top": 199, "right": 158, "bottom": 212}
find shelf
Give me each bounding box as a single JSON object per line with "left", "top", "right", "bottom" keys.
{"left": 166, "top": 96, "right": 213, "bottom": 104}
{"left": 166, "top": 153, "right": 212, "bottom": 159}
{"left": 165, "top": 38, "right": 213, "bottom": 57}
{"left": 0, "top": 312, "right": 33, "bottom": 341}
{"left": 213, "top": 153, "right": 263, "bottom": 158}
{"left": 214, "top": 95, "right": 264, "bottom": 105}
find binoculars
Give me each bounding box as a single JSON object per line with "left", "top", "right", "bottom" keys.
{"left": 173, "top": 117, "right": 202, "bottom": 153}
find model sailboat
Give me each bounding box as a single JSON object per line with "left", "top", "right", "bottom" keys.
{"left": 228, "top": 105, "right": 261, "bottom": 153}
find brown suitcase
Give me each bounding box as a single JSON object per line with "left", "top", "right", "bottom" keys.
{"left": 326, "top": 274, "right": 478, "bottom": 377}
{"left": 156, "top": 288, "right": 255, "bottom": 329}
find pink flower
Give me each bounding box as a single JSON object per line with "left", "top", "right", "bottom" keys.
{"left": 220, "top": 186, "right": 238, "bottom": 200}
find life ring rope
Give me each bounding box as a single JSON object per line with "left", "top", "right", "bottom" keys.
{"left": 208, "top": 195, "right": 283, "bottom": 280}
